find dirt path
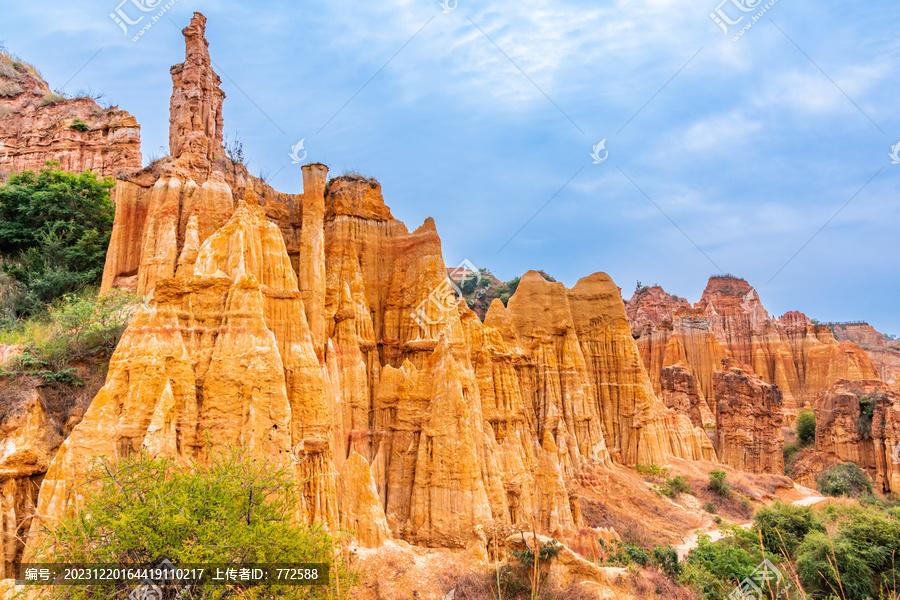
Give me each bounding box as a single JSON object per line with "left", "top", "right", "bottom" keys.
{"left": 675, "top": 495, "right": 828, "bottom": 560}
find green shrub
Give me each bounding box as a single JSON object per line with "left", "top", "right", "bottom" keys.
{"left": 33, "top": 448, "right": 352, "bottom": 599}
{"left": 607, "top": 540, "right": 650, "bottom": 567}
{"left": 753, "top": 501, "right": 824, "bottom": 557}
{"left": 69, "top": 117, "right": 89, "bottom": 131}
{"left": 668, "top": 475, "right": 692, "bottom": 495}
{"left": 817, "top": 463, "right": 873, "bottom": 498}
{"left": 636, "top": 464, "right": 670, "bottom": 478}
{"left": 506, "top": 276, "right": 521, "bottom": 295}
{"left": 652, "top": 545, "right": 680, "bottom": 579}
{"left": 839, "top": 509, "right": 900, "bottom": 574}
{"left": 657, "top": 475, "right": 692, "bottom": 497}
{"left": 703, "top": 502, "right": 717, "bottom": 514}
{"left": 500, "top": 293, "right": 510, "bottom": 306}
{"left": 858, "top": 395, "right": 876, "bottom": 438}
{"left": 783, "top": 442, "right": 800, "bottom": 469}
{"left": 460, "top": 274, "right": 478, "bottom": 295}
{"left": 506, "top": 538, "right": 563, "bottom": 598}
{"left": 680, "top": 534, "right": 758, "bottom": 594}
{"left": 0, "top": 289, "right": 138, "bottom": 385}
{"left": 708, "top": 470, "right": 730, "bottom": 497}
{"left": 796, "top": 531, "right": 875, "bottom": 600}
{"left": 679, "top": 561, "right": 732, "bottom": 600}
{"left": 796, "top": 408, "right": 816, "bottom": 445}
{"left": 0, "top": 165, "right": 115, "bottom": 317}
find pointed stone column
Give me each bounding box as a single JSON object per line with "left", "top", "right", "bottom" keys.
{"left": 168, "top": 12, "right": 226, "bottom": 176}
{"left": 299, "top": 163, "right": 328, "bottom": 359}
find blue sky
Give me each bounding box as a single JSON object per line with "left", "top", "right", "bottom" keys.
{"left": 3, "top": 0, "right": 899, "bottom": 333}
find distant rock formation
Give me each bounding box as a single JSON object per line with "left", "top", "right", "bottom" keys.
{"left": 828, "top": 322, "right": 900, "bottom": 388}
{"left": 627, "top": 276, "right": 880, "bottom": 426}
{"left": 0, "top": 48, "right": 140, "bottom": 178}
{"left": 793, "top": 379, "right": 900, "bottom": 494}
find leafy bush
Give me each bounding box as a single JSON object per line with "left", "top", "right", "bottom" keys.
{"left": 703, "top": 502, "right": 717, "bottom": 514}
{"left": 783, "top": 442, "right": 800, "bottom": 469}
{"left": 679, "top": 534, "right": 761, "bottom": 599}
{"left": 858, "top": 395, "right": 876, "bottom": 438}
{"left": 817, "top": 463, "right": 873, "bottom": 498}
{"left": 505, "top": 538, "right": 563, "bottom": 598}
{"left": 796, "top": 408, "right": 816, "bottom": 445}
{"left": 657, "top": 475, "right": 692, "bottom": 498}
{"left": 34, "top": 448, "right": 351, "bottom": 599}
{"left": 753, "top": 501, "right": 824, "bottom": 557}
{"left": 652, "top": 545, "right": 680, "bottom": 579}
{"left": 708, "top": 470, "right": 730, "bottom": 497}
{"left": 607, "top": 540, "right": 650, "bottom": 567}
{"left": 0, "top": 165, "right": 115, "bottom": 317}
{"left": 796, "top": 531, "right": 875, "bottom": 600}
{"left": 636, "top": 464, "right": 670, "bottom": 478}
{"left": 69, "top": 117, "right": 89, "bottom": 131}
{"left": 667, "top": 475, "right": 692, "bottom": 495}
{"left": 507, "top": 276, "right": 521, "bottom": 295}
{"left": 0, "top": 289, "right": 138, "bottom": 385}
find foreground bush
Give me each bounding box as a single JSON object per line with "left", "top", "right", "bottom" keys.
{"left": 679, "top": 531, "right": 772, "bottom": 600}
{"left": 754, "top": 501, "right": 824, "bottom": 557}
{"left": 33, "top": 448, "right": 352, "bottom": 599}
{"left": 795, "top": 531, "right": 875, "bottom": 599}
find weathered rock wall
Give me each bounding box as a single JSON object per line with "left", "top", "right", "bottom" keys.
{"left": 0, "top": 49, "right": 140, "bottom": 178}
{"left": 628, "top": 277, "right": 880, "bottom": 427}
{"left": 714, "top": 368, "right": 784, "bottom": 474}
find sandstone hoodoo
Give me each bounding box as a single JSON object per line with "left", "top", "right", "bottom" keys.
{"left": 828, "top": 321, "right": 900, "bottom": 388}
{"left": 16, "top": 12, "right": 722, "bottom": 568}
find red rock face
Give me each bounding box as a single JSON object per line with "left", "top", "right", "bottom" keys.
{"left": 659, "top": 364, "right": 714, "bottom": 429}
{"left": 829, "top": 323, "right": 900, "bottom": 388}
{"left": 630, "top": 277, "right": 880, "bottom": 426}
{"left": 714, "top": 368, "right": 784, "bottom": 474}
{"left": 624, "top": 285, "right": 692, "bottom": 335}
{"left": 792, "top": 379, "right": 900, "bottom": 493}
{"left": 0, "top": 51, "right": 140, "bottom": 178}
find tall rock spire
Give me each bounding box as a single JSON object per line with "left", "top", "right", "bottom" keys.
{"left": 168, "top": 12, "right": 225, "bottom": 175}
